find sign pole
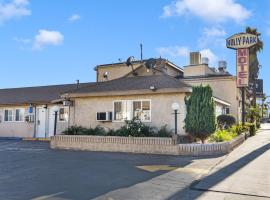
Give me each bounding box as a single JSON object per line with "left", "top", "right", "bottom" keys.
{"left": 241, "top": 88, "right": 245, "bottom": 125}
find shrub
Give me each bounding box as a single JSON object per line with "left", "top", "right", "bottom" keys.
{"left": 230, "top": 124, "right": 249, "bottom": 135}
{"left": 156, "top": 125, "right": 172, "bottom": 137}
{"left": 217, "top": 115, "right": 236, "bottom": 129}
{"left": 117, "top": 118, "right": 155, "bottom": 137}
{"left": 63, "top": 125, "right": 87, "bottom": 135}
{"left": 246, "top": 122, "right": 256, "bottom": 136}
{"left": 185, "top": 85, "right": 216, "bottom": 143}
{"left": 210, "top": 130, "right": 237, "bottom": 142}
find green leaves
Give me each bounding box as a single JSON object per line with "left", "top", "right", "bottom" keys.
{"left": 184, "top": 85, "right": 216, "bottom": 143}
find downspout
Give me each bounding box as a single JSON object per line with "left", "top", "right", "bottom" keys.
{"left": 33, "top": 105, "right": 37, "bottom": 138}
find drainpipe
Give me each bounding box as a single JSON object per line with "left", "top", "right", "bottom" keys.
{"left": 33, "top": 105, "right": 37, "bottom": 138}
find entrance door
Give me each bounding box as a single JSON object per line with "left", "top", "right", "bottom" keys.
{"left": 48, "top": 108, "right": 56, "bottom": 137}
{"left": 36, "top": 108, "right": 46, "bottom": 138}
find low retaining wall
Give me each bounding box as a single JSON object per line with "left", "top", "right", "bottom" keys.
{"left": 50, "top": 134, "right": 246, "bottom": 156}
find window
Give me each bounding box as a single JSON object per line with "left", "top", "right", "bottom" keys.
{"left": 15, "top": 109, "right": 24, "bottom": 122}
{"left": 133, "top": 100, "right": 150, "bottom": 121}
{"left": 4, "top": 109, "right": 25, "bottom": 122}
{"left": 59, "top": 107, "right": 69, "bottom": 122}
{"left": 114, "top": 100, "right": 151, "bottom": 122}
{"left": 4, "top": 109, "right": 14, "bottom": 122}
{"left": 114, "top": 101, "right": 124, "bottom": 121}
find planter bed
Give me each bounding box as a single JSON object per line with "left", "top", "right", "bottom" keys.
{"left": 50, "top": 134, "right": 247, "bottom": 156}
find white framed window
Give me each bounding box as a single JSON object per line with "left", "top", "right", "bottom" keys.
{"left": 59, "top": 107, "right": 69, "bottom": 122}
{"left": 4, "top": 109, "right": 14, "bottom": 122}
{"left": 15, "top": 108, "right": 24, "bottom": 122}
{"left": 4, "top": 108, "right": 25, "bottom": 122}
{"left": 113, "top": 100, "right": 151, "bottom": 122}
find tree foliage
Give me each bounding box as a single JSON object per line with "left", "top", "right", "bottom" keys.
{"left": 245, "top": 27, "right": 263, "bottom": 108}
{"left": 184, "top": 85, "right": 216, "bottom": 143}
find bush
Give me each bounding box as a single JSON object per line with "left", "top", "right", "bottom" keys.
{"left": 156, "top": 125, "right": 172, "bottom": 137}
{"left": 63, "top": 125, "right": 87, "bottom": 135}
{"left": 63, "top": 120, "right": 172, "bottom": 138}
{"left": 246, "top": 122, "right": 256, "bottom": 136}
{"left": 230, "top": 124, "right": 249, "bottom": 135}
{"left": 209, "top": 130, "right": 237, "bottom": 142}
{"left": 185, "top": 85, "right": 216, "bottom": 143}
{"left": 217, "top": 114, "right": 236, "bottom": 129}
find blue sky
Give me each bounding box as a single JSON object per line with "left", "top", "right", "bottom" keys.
{"left": 0, "top": 0, "right": 269, "bottom": 95}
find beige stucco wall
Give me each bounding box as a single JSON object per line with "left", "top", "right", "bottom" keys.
{"left": 184, "top": 77, "right": 240, "bottom": 120}
{"left": 0, "top": 104, "right": 68, "bottom": 138}
{"left": 70, "top": 93, "right": 187, "bottom": 135}
{"left": 96, "top": 63, "right": 142, "bottom": 82}
{"left": 184, "top": 64, "right": 214, "bottom": 77}
{"left": 97, "top": 62, "right": 183, "bottom": 82}
{"left": 0, "top": 105, "right": 34, "bottom": 138}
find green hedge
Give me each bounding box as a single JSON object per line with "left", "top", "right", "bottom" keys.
{"left": 63, "top": 119, "right": 172, "bottom": 138}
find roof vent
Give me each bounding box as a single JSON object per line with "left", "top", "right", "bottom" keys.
{"left": 218, "top": 61, "right": 227, "bottom": 73}
{"left": 201, "top": 57, "right": 209, "bottom": 65}
{"left": 190, "top": 52, "right": 201, "bottom": 65}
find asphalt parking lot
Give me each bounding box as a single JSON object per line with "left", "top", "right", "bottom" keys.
{"left": 0, "top": 140, "right": 223, "bottom": 200}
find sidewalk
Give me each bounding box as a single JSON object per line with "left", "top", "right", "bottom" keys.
{"left": 178, "top": 123, "right": 270, "bottom": 200}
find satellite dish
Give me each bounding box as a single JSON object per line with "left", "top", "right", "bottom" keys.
{"left": 103, "top": 72, "right": 108, "bottom": 79}
{"left": 126, "top": 56, "right": 135, "bottom": 67}
{"left": 126, "top": 56, "right": 138, "bottom": 76}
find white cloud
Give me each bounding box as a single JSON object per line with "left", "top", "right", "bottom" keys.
{"left": 33, "top": 30, "right": 64, "bottom": 50}
{"left": 13, "top": 36, "right": 31, "bottom": 44}
{"left": 69, "top": 14, "right": 80, "bottom": 22}
{"left": 156, "top": 46, "right": 190, "bottom": 57}
{"left": 161, "top": 0, "right": 251, "bottom": 23}
{"left": 198, "top": 26, "right": 227, "bottom": 48}
{"left": 200, "top": 49, "right": 218, "bottom": 65}
{"left": 0, "top": 0, "right": 31, "bottom": 23}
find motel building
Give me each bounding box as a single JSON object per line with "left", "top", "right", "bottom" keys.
{"left": 0, "top": 52, "right": 248, "bottom": 139}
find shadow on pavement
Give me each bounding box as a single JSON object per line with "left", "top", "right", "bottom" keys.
{"left": 0, "top": 140, "right": 221, "bottom": 200}
{"left": 168, "top": 142, "right": 270, "bottom": 200}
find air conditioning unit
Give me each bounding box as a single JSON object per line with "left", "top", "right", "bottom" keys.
{"left": 25, "top": 115, "right": 35, "bottom": 123}
{"left": 96, "top": 112, "right": 112, "bottom": 121}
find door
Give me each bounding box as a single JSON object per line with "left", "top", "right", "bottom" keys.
{"left": 36, "top": 108, "right": 46, "bottom": 138}
{"left": 48, "top": 108, "right": 56, "bottom": 137}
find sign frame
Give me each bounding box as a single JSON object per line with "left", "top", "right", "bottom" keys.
{"left": 226, "top": 33, "right": 258, "bottom": 50}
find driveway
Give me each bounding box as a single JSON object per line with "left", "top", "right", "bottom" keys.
{"left": 0, "top": 139, "right": 223, "bottom": 200}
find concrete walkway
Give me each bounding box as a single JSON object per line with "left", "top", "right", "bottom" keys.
{"left": 178, "top": 123, "right": 270, "bottom": 200}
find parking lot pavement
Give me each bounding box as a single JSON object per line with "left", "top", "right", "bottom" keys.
{"left": 0, "top": 140, "right": 224, "bottom": 200}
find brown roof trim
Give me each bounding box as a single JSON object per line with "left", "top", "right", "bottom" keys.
{"left": 67, "top": 87, "right": 192, "bottom": 98}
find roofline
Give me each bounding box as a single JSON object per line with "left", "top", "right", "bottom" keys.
{"left": 183, "top": 75, "right": 236, "bottom": 80}
{"left": 65, "top": 87, "right": 192, "bottom": 98}
{"left": 94, "top": 58, "right": 183, "bottom": 72}
{"left": 213, "top": 97, "right": 231, "bottom": 106}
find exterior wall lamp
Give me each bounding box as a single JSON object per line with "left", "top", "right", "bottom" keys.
{"left": 51, "top": 105, "right": 60, "bottom": 136}
{"left": 171, "top": 102, "right": 180, "bottom": 135}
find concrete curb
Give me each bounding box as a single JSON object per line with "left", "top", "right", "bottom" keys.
{"left": 23, "top": 138, "right": 50, "bottom": 142}
{"left": 0, "top": 137, "right": 22, "bottom": 141}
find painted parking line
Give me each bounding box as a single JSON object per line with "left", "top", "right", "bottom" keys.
{"left": 136, "top": 165, "right": 209, "bottom": 174}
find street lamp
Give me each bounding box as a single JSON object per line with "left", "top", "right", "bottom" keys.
{"left": 171, "top": 102, "right": 180, "bottom": 135}
{"left": 51, "top": 105, "right": 60, "bottom": 136}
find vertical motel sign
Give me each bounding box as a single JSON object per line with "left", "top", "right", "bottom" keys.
{"left": 237, "top": 48, "right": 249, "bottom": 87}
{"left": 226, "top": 33, "right": 258, "bottom": 87}
{"left": 226, "top": 33, "right": 258, "bottom": 125}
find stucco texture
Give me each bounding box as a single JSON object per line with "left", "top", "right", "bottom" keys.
{"left": 70, "top": 93, "right": 187, "bottom": 135}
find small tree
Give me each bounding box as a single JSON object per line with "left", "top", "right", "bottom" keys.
{"left": 185, "top": 85, "right": 216, "bottom": 143}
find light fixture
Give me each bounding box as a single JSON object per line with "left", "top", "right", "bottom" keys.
{"left": 150, "top": 85, "right": 156, "bottom": 91}
{"left": 171, "top": 102, "right": 180, "bottom": 111}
